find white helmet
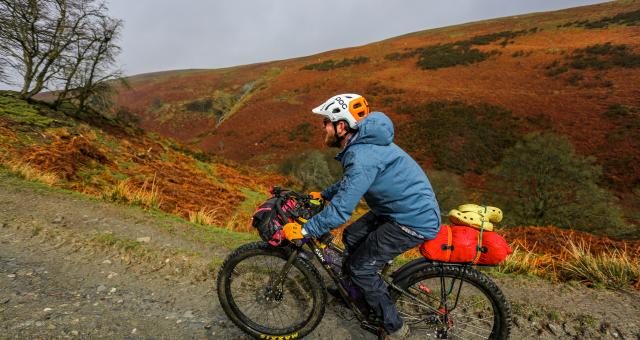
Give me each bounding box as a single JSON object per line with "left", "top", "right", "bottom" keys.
{"left": 312, "top": 93, "right": 370, "bottom": 129}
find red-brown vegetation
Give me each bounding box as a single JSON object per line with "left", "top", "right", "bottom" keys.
{"left": 114, "top": 2, "right": 640, "bottom": 196}
{"left": 0, "top": 95, "right": 288, "bottom": 229}
{"left": 20, "top": 130, "right": 111, "bottom": 180}
{"left": 500, "top": 226, "right": 640, "bottom": 258}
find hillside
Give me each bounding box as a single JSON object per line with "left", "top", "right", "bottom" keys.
{"left": 110, "top": 1, "right": 640, "bottom": 239}
{"left": 114, "top": 1, "right": 639, "bottom": 194}
{"left": 2, "top": 91, "right": 638, "bottom": 284}
{"left": 1, "top": 78, "right": 639, "bottom": 338}
{"left": 0, "top": 91, "right": 290, "bottom": 231}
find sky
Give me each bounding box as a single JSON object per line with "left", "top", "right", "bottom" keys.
{"left": 107, "top": 0, "right": 606, "bottom": 77}
{"left": 1, "top": 0, "right": 607, "bottom": 88}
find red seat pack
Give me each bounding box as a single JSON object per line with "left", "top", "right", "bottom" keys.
{"left": 419, "top": 225, "right": 512, "bottom": 265}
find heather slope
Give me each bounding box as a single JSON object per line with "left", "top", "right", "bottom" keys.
{"left": 113, "top": 1, "right": 640, "bottom": 238}
{"left": 115, "top": 1, "right": 640, "bottom": 193}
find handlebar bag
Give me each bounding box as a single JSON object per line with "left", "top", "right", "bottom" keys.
{"left": 251, "top": 187, "right": 323, "bottom": 246}
{"left": 252, "top": 193, "right": 296, "bottom": 246}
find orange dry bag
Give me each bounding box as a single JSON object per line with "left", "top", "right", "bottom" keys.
{"left": 419, "top": 225, "right": 512, "bottom": 265}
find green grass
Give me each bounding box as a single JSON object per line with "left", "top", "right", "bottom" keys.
{"left": 0, "top": 94, "right": 70, "bottom": 128}
{"left": 145, "top": 208, "right": 260, "bottom": 250}
{"left": 208, "top": 258, "right": 226, "bottom": 273}
{"left": 77, "top": 163, "right": 111, "bottom": 188}
{"left": 193, "top": 223, "right": 260, "bottom": 249}
{"left": 195, "top": 160, "right": 213, "bottom": 175}
{"left": 95, "top": 131, "right": 120, "bottom": 152}
{"left": 239, "top": 187, "right": 269, "bottom": 212}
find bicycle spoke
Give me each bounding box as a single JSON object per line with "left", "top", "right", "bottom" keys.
{"left": 453, "top": 320, "right": 493, "bottom": 335}
{"left": 393, "top": 267, "right": 506, "bottom": 340}
{"left": 451, "top": 323, "right": 492, "bottom": 339}
{"left": 450, "top": 312, "right": 494, "bottom": 323}
{"left": 226, "top": 251, "right": 317, "bottom": 333}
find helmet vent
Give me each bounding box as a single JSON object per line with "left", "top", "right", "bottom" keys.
{"left": 357, "top": 111, "right": 365, "bottom": 117}
{"left": 354, "top": 103, "right": 362, "bottom": 109}
{"left": 324, "top": 102, "right": 334, "bottom": 111}
{"left": 332, "top": 108, "right": 341, "bottom": 113}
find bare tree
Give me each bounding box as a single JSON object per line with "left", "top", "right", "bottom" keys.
{"left": 73, "top": 15, "right": 123, "bottom": 112}
{"left": 0, "top": 59, "right": 7, "bottom": 84}
{"left": 52, "top": 12, "right": 124, "bottom": 111}
{"left": 0, "top": 0, "right": 122, "bottom": 105}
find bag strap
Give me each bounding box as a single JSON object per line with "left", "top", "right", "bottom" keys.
{"left": 472, "top": 221, "right": 486, "bottom": 264}
{"left": 274, "top": 191, "right": 307, "bottom": 222}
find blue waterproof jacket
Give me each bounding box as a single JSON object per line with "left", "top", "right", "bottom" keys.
{"left": 303, "top": 111, "right": 441, "bottom": 239}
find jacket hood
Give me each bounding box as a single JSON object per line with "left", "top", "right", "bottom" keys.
{"left": 335, "top": 111, "right": 394, "bottom": 161}
{"left": 351, "top": 111, "right": 394, "bottom": 146}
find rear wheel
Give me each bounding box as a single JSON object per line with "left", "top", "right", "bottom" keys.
{"left": 392, "top": 265, "right": 511, "bottom": 339}
{"left": 216, "top": 241, "right": 327, "bottom": 339}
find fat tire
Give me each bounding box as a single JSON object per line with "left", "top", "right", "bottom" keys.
{"left": 392, "top": 265, "right": 511, "bottom": 340}
{"left": 216, "top": 241, "right": 327, "bottom": 339}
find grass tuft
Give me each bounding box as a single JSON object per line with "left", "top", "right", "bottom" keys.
{"left": 498, "top": 245, "right": 555, "bottom": 277}
{"left": 498, "top": 239, "right": 640, "bottom": 290}
{"left": 558, "top": 240, "right": 640, "bottom": 289}
{"left": 103, "top": 174, "right": 162, "bottom": 209}
{"left": 188, "top": 207, "right": 220, "bottom": 226}
{"left": 2, "top": 160, "right": 59, "bottom": 185}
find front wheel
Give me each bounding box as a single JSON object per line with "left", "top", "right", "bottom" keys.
{"left": 216, "top": 241, "right": 327, "bottom": 339}
{"left": 392, "top": 265, "right": 511, "bottom": 339}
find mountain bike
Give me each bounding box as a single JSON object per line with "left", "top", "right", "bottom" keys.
{"left": 216, "top": 190, "right": 511, "bottom": 339}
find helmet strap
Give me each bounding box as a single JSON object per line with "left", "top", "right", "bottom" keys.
{"left": 332, "top": 122, "right": 344, "bottom": 142}
{"left": 333, "top": 121, "right": 356, "bottom": 145}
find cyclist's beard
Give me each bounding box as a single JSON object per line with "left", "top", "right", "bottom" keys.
{"left": 324, "top": 131, "right": 341, "bottom": 148}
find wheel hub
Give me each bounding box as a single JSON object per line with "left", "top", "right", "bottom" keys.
{"left": 255, "top": 285, "right": 284, "bottom": 308}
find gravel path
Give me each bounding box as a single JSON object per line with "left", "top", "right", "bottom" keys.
{"left": 1, "top": 174, "right": 638, "bottom": 339}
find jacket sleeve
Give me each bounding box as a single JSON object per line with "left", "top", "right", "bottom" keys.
{"left": 321, "top": 181, "right": 341, "bottom": 200}
{"left": 303, "top": 155, "right": 379, "bottom": 237}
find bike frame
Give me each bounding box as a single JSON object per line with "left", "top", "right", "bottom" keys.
{"left": 273, "top": 237, "right": 498, "bottom": 336}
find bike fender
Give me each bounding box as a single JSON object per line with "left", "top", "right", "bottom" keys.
{"left": 391, "top": 258, "right": 432, "bottom": 285}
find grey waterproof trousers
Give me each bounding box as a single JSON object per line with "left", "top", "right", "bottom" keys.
{"left": 342, "top": 211, "right": 424, "bottom": 333}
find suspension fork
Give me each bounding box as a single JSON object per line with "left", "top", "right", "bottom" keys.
{"left": 267, "top": 247, "right": 300, "bottom": 296}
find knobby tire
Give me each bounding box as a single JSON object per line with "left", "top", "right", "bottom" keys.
{"left": 216, "top": 241, "right": 327, "bottom": 339}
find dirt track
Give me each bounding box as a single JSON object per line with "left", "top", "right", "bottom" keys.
{"left": 1, "top": 174, "right": 639, "bottom": 339}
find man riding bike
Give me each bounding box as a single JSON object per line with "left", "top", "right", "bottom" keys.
{"left": 282, "top": 93, "right": 441, "bottom": 339}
